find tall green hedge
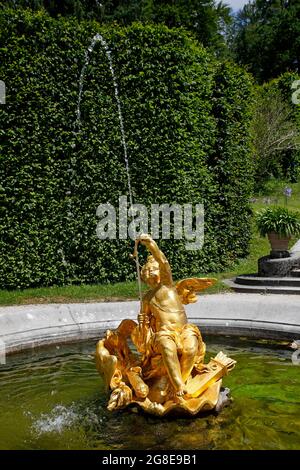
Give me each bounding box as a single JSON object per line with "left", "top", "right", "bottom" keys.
{"left": 0, "top": 10, "right": 255, "bottom": 289}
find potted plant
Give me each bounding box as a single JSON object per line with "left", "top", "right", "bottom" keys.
{"left": 256, "top": 206, "right": 300, "bottom": 257}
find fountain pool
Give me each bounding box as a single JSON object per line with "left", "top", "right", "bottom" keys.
{"left": 0, "top": 336, "right": 299, "bottom": 450}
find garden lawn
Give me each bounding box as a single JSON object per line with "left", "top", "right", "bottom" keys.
{"left": 0, "top": 226, "right": 270, "bottom": 305}
{"left": 0, "top": 180, "right": 299, "bottom": 306}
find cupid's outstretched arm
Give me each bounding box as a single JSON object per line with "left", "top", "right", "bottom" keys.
{"left": 136, "top": 234, "right": 173, "bottom": 287}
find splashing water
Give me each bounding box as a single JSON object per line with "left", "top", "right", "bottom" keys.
{"left": 76, "top": 33, "right": 133, "bottom": 209}
{"left": 32, "top": 405, "right": 78, "bottom": 435}
{"left": 31, "top": 404, "right": 100, "bottom": 436}
{"left": 75, "top": 33, "right": 142, "bottom": 305}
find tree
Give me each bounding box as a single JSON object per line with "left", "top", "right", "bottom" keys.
{"left": 230, "top": 0, "right": 300, "bottom": 82}
{"left": 144, "top": 1, "right": 231, "bottom": 54}
{"left": 252, "top": 85, "right": 300, "bottom": 186}
{"left": 1, "top": 0, "right": 232, "bottom": 52}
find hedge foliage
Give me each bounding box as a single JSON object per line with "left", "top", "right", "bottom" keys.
{"left": 0, "top": 0, "right": 231, "bottom": 52}
{"left": 0, "top": 9, "right": 255, "bottom": 289}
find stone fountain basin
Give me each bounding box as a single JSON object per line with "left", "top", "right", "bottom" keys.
{"left": 1, "top": 293, "right": 299, "bottom": 355}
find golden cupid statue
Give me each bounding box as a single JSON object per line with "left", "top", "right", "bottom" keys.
{"left": 96, "top": 234, "right": 236, "bottom": 416}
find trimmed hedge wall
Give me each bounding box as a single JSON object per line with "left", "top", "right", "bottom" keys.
{"left": 0, "top": 10, "right": 255, "bottom": 288}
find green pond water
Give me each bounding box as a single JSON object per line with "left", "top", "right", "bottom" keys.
{"left": 0, "top": 336, "right": 299, "bottom": 450}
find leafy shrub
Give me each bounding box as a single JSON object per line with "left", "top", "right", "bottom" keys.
{"left": 0, "top": 10, "right": 255, "bottom": 288}
{"left": 256, "top": 207, "right": 300, "bottom": 238}
{"left": 253, "top": 73, "right": 300, "bottom": 187}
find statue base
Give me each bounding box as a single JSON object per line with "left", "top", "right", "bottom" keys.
{"left": 95, "top": 319, "right": 236, "bottom": 417}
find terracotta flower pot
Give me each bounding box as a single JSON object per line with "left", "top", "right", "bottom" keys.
{"left": 267, "top": 232, "right": 290, "bottom": 258}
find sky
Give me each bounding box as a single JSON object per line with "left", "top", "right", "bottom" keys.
{"left": 225, "top": 0, "right": 250, "bottom": 11}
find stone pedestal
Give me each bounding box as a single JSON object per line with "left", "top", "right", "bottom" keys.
{"left": 258, "top": 241, "right": 300, "bottom": 277}
{"left": 269, "top": 250, "right": 290, "bottom": 259}
{"left": 259, "top": 255, "right": 296, "bottom": 277}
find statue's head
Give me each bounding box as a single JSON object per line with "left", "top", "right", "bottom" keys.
{"left": 141, "top": 255, "right": 160, "bottom": 287}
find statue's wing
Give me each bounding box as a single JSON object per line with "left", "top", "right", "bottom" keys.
{"left": 176, "top": 277, "right": 217, "bottom": 304}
